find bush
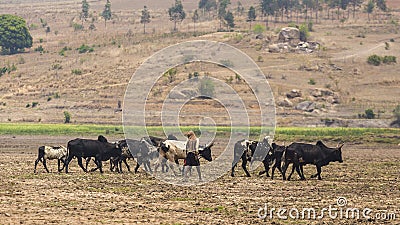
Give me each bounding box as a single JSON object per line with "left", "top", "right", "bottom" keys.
{"left": 71, "top": 69, "right": 82, "bottom": 75}
{"left": 64, "top": 111, "right": 71, "bottom": 123}
{"left": 365, "top": 109, "right": 376, "bottom": 119}
{"left": 34, "top": 45, "right": 44, "bottom": 52}
{"left": 31, "top": 102, "right": 39, "bottom": 108}
{"left": 77, "top": 44, "right": 94, "bottom": 53}
{"left": 308, "top": 78, "right": 316, "bottom": 85}
{"left": 299, "top": 23, "right": 310, "bottom": 42}
{"left": 382, "top": 55, "right": 396, "bottom": 64}
{"left": 253, "top": 24, "right": 265, "bottom": 35}
{"left": 367, "top": 54, "right": 382, "bottom": 66}
{"left": 72, "top": 23, "right": 84, "bottom": 31}
{"left": 393, "top": 105, "right": 400, "bottom": 121}
{"left": 367, "top": 54, "right": 396, "bottom": 65}
{"left": 199, "top": 77, "right": 215, "bottom": 98}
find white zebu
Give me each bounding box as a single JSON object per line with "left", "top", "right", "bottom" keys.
{"left": 34, "top": 146, "right": 68, "bottom": 173}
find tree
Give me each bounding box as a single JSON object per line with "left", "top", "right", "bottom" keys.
{"left": 376, "top": 0, "right": 387, "bottom": 12}
{"left": 192, "top": 9, "right": 199, "bottom": 33}
{"left": 365, "top": 0, "right": 374, "bottom": 21}
{"left": 218, "top": 0, "right": 231, "bottom": 30}
{"left": 393, "top": 105, "right": 400, "bottom": 121}
{"left": 225, "top": 11, "right": 235, "bottom": 30}
{"left": 199, "top": 77, "right": 215, "bottom": 98}
{"left": 349, "top": 0, "right": 363, "bottom": 19}
{"left": 0, "top": 14, "right": 32, "bottom": 55}
{"left": 260, "top": 0, "right": 276, "bottom": 27}
{"left": 169, "top": 0, "right": 186, "bottom": 32}
{"left": 237, "top": 1, "right": 245, "bottom": 16}
{"left": 101, "top": 0, "right": 112, "bottom": 28}
{"left": 81, "top": 0, "right": 89, "bottom": 24}
{"left": 140, "top": 5, "right": 151, "bottom": 34}
{"left": 247, "top": 6, "right": 257, "bottom": 30}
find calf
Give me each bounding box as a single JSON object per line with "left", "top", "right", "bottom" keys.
{"left": 34, "top": 146, "right": 67, "bottom": 173}
{"left": 113, "top": 139, "right": 152, "bottom": 173}
{"left": 231, "top": 137, "right": 271, "bottom": 177}
{"left": 154, "top": 140, "right": 213, "bottom": 178}
{"left": 283, "top": 141, "right": 344, "bottom": 180}
{"left": 64, "top": 135, "right": 122, "bottom": 173}
{"left": 258, "top": 143, "right": 286, "bottom": 179}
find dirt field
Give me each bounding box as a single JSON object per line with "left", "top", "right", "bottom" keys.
{"left": 0, "top": 135, "right": 398, "bottom": 224}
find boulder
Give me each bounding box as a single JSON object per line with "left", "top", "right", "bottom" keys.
{"left": 268, "top": 44, "right": 280, "bottom": 53}
{"left": 311, "top": 88, "right": 334, "bottom": 97}
{"left": 277, "top": 97, "right": 293, "bottom": 107}
{"left": 286, "top": 89, "right": 302, "bottom": 99}
{"left": 278, "top": 27, "right": 300, "bottom": 46}
{"left": 295, "top": 101, "right": 316, "bottom": 112}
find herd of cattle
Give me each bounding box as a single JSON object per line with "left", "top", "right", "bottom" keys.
{"left": 34, "top": 135, "right": 343, "bottom": 181}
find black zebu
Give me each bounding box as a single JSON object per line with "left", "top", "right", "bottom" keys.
{"left": 258, "top": 143, "right": 286, "bottom": 179}
{"left": 283, "top": 141, "right": 344, "bottom": 180}
{"left": 64, "top": 135, "right": 122, "bottom": 173}
{"left": 112, "top": 139, "right": 153, "bottom": 173}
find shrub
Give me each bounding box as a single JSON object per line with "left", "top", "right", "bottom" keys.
{"left": 367, "top": 54, "right": 382, "bottom": 66}
{"left": 64, "top": 111, "right": 71, "bottom": 123}
{"left": 299, "top": 23, "right": 310, "bottom": 41}
{"left": 308, "top": 21, "right": 313, "bottom": 32}
{"left": 382, "top": 55, "right": 396, "bottom": 64}
{"left": 393, "top": 105, "right": 400, "bottom": 121}
{"left": 365, "top": 109, "right": 375, "bottom": 119}
{"left": 51, "top": 63, "right": 62, "bottom": 70}
{"left": 164, "top": 68, "right": 177, "bottom": 83}
{"left": 71, "top": 69, "right": 82, "bottom": 75}
{"left": 0, "top": 67, "right": 7, "bottom": 76}
{"left": 31, "top": 102, "right": 39, "bottom": 108}
{"left": 253, "top": 24, "right": 265, "bottom": 35}
{"left": 77, "top": 44, "right": 94, "bottom": 53}
{"left": 29, "top": 23, "right": 39, "bottom": 30}
{"left": 385, "top": 42, "right": 390, "bottom": 50}
{"left": 199, "top": 77, "right": 215, "bottom": 98}
{"left": 308, "top": 78, "right": 316, "bottom": 85}
{"left": 72, "top": 23, "right": 84, "bottom": 31}
{"left": 34, "top": 45, "right": 44, "bottom": 52}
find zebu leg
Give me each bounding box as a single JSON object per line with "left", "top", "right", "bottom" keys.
{"left": 77, "top": 157, "right": 88, "bottom": 172}
{"left": 43, "top": 159, "right": 50, "bottom": 173}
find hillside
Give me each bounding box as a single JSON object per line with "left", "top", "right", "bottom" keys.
{"left": 0, "top": 0, "right": 399, "bottom": 128}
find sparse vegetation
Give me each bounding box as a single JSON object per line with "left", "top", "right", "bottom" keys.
{"left": 71, "top": 69, "right": 82, "bottom": 75}
{"left": 34, "top": 45, "right": 44, "bottom": 53}
{"left": 359, "top": 109, "right": 376, "bottom": 119}
{"left": 77, "top": 44, "right": 94, "bottom": 53}
{"left": 367, "top": 54, "right": 396, "bottom": 65}
{"left": 308, "top": 78, "right": 316, "bottom": 85}
{"left": 253, "top": 24, "right": 265, "bottom": 35}
{"left": 199, "top": 77, "right": 215, "bottom": 98}
{"left": 63, "top": 111, "right": 71, "bottom": 123}
{"left": 72, "top": 23, "right": 84, "bottom": 31}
